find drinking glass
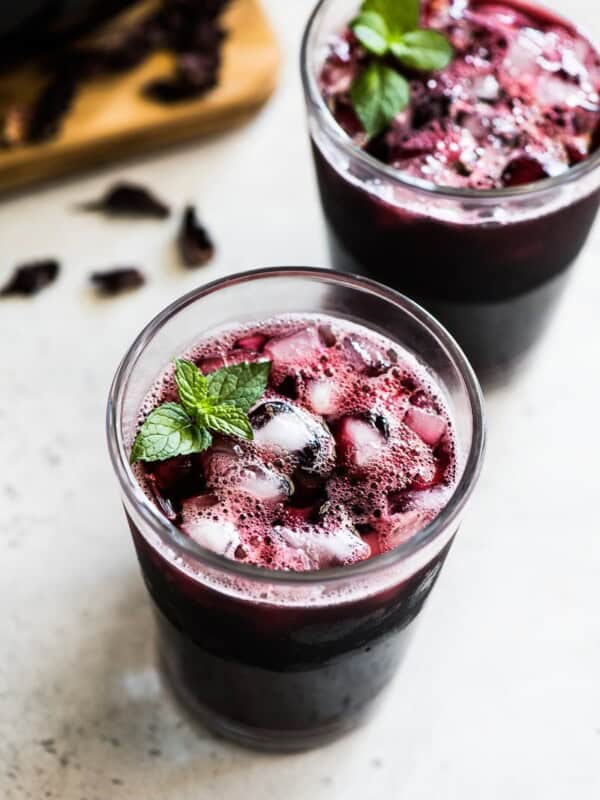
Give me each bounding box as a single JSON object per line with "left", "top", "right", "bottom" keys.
{"left": 107, "top": 267, "right": 485, "bottom": 751}
{"left": 301, "top": 0, "right": 600, "bottom": 381}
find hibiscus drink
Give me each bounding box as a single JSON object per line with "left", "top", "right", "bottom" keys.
{"left": 303, "top": 0, "right": 600, "bottom": 379}
{"left": 136, "top": 316, "right": 458, "bottom": 566}
{"left": 108, "top": 269, "right": 485, "bottom": 750}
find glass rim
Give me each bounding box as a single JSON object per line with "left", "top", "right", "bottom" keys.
{"left": 300, "top": 0, "right": 600, "bottom": 201}
{"left": 106, "top": 266, "right": 486, "bottom": 586}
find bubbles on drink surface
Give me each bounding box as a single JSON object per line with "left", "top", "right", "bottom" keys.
{"left": 135, "top": 314, "right": 458, "bottom": 571}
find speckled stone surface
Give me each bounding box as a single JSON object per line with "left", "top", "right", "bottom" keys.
{"left": 1, "top": 2, "right": 599, "bottom": 798}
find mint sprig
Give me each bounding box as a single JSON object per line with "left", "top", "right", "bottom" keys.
{"left": 350, "top": 63, "right": 410, "bottom": 141}
{"left": 130, "top": 358, "right": 270, "bottom": 463}
{"left": 349, "top": 0, "right": 453, "bottom": 137}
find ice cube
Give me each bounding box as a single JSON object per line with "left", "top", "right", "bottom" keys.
{"left": 404, "top": 407, "right": 446, "bottom": 446}
{"left": 306, "top": 379, "right": 337, "bottom": 415}
{"left": 181, "top": 515, "right": 240, "bottom": 557}
{"left": 274, "top": 513, "right": 370, "bottom": 569}
{"left": 385, "top": 508, "right": 436, "bottom": 548}
{"left": 250, "top": 401, "right": 335, "bottom": 472}
{"left": 535, "top": 74, "right": 585, "bottom": 108}
{"left": 504, "top": 29, "right": 542, "bottom": 81}
{"left": 197, "top": 355, "right": 225, "bottom": 373}
{"left": 342, "top": 335, "right": 391, "bottom": 376}
{"left": 234, "top": 333, "right": 267, "bottom": 351}
{"left": 238, "top": 464, "right": 292, "bottom": 502}
{"left": 473, "top": 74, "right": 500, "bottom": 102}
{"left": 264, "top": 326, "right": 322, "bottom": 366}
{"left": 336, "top": 416, "right": 386, "bottom": 467}
{"left": 200, "top": 438, "right": 244, "bottom": 489}
{"left": 198, "top": 350, "right": 266, "bottom": 374}
{"left": 182, "top": 493, "right": 219, "bottom": 511}
{"left": 385, "top": 486, "right": 450, "bottom": 546}
{"left": 253, "top": 407, "right": 314, "bottom": 451}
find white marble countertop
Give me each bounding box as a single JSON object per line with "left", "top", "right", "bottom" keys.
{"left": 1, "top": 1, "right": 599, "bottom": 798}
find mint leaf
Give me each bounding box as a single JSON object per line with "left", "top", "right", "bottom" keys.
{"left": 131, "top": 357, "right": 270, "bottom": 464}
{"left": 351, "top": 10, "right": 389, "bottom": 56}
{"left": 390, "top": 29, "right": 453, "bottom": 71}
{"left": 350, "top": 62, "right": 409, "bottom": 137}
{"left": 362, "top": 0, "right": 419, "bottom": 36}
{"left": 205, "top": 360, "right": 271, "bottom": 413}
{"left": 174, "top": 358, "right": 207, "bottom": 417}
{"left": 200, "top": 404, "right": 254, "bottom": 441}
{"left": 130, "top": 402, "right": 212, "bottom": 464}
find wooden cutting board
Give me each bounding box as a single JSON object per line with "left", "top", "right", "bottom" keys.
{"left": 0, "top": 0, "right": 279, "bottom": 193}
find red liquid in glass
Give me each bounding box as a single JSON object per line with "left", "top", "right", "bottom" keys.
{"left": 130, "top": 316, "right": 459, "bottom": 744}
{"left": 314, "top": 0, "right": 600, "bottom": 379}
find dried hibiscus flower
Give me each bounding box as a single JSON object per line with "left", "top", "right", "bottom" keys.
{"left": 144, "top": 50, "right": 221, "bottom": 102}
{"left": 91, "top": 267, "right": 146, "bottom": 294}
{"left": 27, "top": 70, "right": 78, "bottom": 144}
{"left": 0, "top": 259, "right": 60, "bottom": 296}
{"left": 177, "top": 205, "right": 215, "bottom": 267}
{"left": 81, "top": 182, "right": 170, "bottom": 219}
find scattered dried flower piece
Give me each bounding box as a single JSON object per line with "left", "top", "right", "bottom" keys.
{"left": 177, "top": 205, "right": 215, "bottom": 267}
{"left": 0, "top": 259, "right": 60, "bottom": 296}
{"left": 91, "top": 267, "right": 146, "bottom": 295}
{"left": 143, "top": 51, "right": 220, "bottom": 103}
{"left": 27, "top": 71, "right": 78, "bottom": 144}
{"left": 80, "top": 182, "right": 170, "bottom": 219}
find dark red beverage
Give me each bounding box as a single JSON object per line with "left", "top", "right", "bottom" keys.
{"left": 303, "top": 0, "right": 600, "bottom": 380}
{"left": 107, "top": 269, "right": 485, "bottom": 750}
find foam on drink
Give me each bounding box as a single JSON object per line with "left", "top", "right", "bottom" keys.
{"left": 134, "top": 314, "right": 458, "bottom": 571}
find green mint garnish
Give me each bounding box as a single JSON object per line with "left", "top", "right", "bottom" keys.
{"left": 350, "top": 63, "right": 410, "bottom": 139}
{"left": 174, "top": 358, "right": 208, "bottom": 417}
{"left": 130, "top": 358, "right": 271, "bottom": 464}
{"left": 349, "top": 0, "right": 453, "bottom": 137}
{"left": 129, "top": 402, "right": 213, "bottom": 464}
{"left": 205, "top": 360, "right": 273, "bottom": 412}
{"left": 358, "top": 0, "right": 419, "bottom": 39}
{"left": 389, "top": 29, "right": 454, "bottom": 71}
{"left": 351, "top": 10, "right": 390, "bottom": 56}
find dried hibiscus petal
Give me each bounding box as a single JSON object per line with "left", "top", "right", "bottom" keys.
{"left": 143, "top": 76, "right": 204, "bottom": 103}
{"left": 91, "top": 267, "right": 145, "bottom": 295}
{"left": 178, "top": 205, "right": 215, "bottom": 267}
{"left": 144, "top": 51, "right": 220, "bottom": 103}
{"left": 26, "top": 71, "right": 78, "bottom": 144}
{"left": 1, "top": 259, "right": 60, "bottom": 296}
{"left": 81, "top": 182, "right": 170, "bottom": 219}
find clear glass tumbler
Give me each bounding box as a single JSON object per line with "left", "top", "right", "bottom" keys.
{"left": 301, "top": 0, "right": 600, "bottom": 382}
{"left": 106, "top": 267, "right": 485, "bottom": 751}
